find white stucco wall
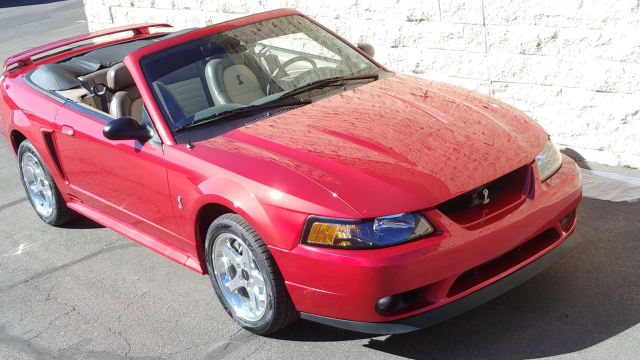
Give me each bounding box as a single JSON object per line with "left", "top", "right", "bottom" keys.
{"left": 84, "top": 0, "right": 640, "bottom": 167}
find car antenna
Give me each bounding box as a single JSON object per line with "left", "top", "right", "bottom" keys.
{"left": 186, "top": 139, "right": 194, "bottom": 150}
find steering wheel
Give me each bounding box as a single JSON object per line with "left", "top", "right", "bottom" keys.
{"left": 266, "top": 55, "right": 317, "bottom": 95}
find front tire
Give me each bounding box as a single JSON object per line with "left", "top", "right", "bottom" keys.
{"left": 205, "top": 214, "right": 298, "bottom": 335}
{"left": 18, "top": 140, "right": 74, "bottom": 226}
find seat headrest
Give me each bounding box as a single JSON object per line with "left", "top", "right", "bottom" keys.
{"left": 107, "top": 63, "right": 135, "bottom": 91}
{"left": 205, "top": 56, "right": 237, "bottom": 105}
{"left": 206, "top": 55, "right": 234, "bottom": 68}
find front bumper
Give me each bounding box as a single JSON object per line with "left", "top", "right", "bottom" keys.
{"left": 270, "top": 155, "right": 582, "bottom": 329}
{"left": 300, "top": 229, "right": 583, "bottom": 334}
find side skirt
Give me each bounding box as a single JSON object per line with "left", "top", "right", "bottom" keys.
{"left": 66, "top": 201, "right": 204, "bottom": 274}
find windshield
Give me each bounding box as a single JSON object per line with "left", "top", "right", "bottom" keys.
{"left": 139, "top": 15, "right": 381, "bottom": 132}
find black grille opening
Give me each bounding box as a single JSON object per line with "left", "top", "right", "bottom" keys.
{"left": 447, "top": 228, "right": 561, "bottom": 297}
{"left": 437, "top": 165, "right": 532, "bottom": 227}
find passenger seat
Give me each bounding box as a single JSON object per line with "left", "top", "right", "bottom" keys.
{"left": 107, "top": 63, "right": 144, "bottom": 122}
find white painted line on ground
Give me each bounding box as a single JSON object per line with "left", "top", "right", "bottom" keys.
{"left": 3, "top": 242, "right": 41, "bottom": 256}
{"left": 581, "top": 169, "right": 640, "bottom": 202}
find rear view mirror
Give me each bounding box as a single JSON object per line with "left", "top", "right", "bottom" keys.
{"left": 357, "top": 43, "right": 375, "bottom": 58}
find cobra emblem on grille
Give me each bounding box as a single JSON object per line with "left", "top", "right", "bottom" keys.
{"left": 471, "top": 187, "right": 490, "bottom": 207}
{"left": 481, "top": 188, "right": 490, "bottom": 205}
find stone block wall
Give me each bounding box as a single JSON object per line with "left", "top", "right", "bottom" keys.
{"left": 84, "top": 0, "right": 640, "bottom": 167}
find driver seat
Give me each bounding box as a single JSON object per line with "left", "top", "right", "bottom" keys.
{"left": 205, "top": 58, "right": 265, "bottom": 105}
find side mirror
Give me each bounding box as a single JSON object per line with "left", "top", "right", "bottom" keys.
{"left": 103, "top": 116, "right": 152, "bottom": 141}
{"left": 357, "top": 42, "right": 375, "bottom": 58}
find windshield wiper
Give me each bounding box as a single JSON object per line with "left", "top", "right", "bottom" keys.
{"left": 277, "top": 73, "right": 379, "bottom": 101}
{"left": 175, "top": 97, "right": 311, "bottom": 132}
{"left": 173, "top": 74, "right": 378, "bottom": 132}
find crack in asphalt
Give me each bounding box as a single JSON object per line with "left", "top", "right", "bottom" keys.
{"left": 20, "top": 279, "right": 144, "bottom": 359}
{"left": 0, "top": 323, "right": 57, "bottom": 360}
{"left": 66, "top": 304, "right": 139, "bottom": 360}
{"left": 204, "top": 327, "right": 258, "bottom": 359}
{"left": 0, "top": 243, "right": 136, "bottom": 293}
{"left": 0, "top": 242, "right": 143, "bottom": 358}
{"left": 118, "top": 290, "right": 151, "bottom": 323}
{"left": 224, "top": 328, "right": 243, "bottom": 351}
{"left": 239, "top": 339, "right": 264, "bottom": 360}
{"left": 108, "top": 323, "right": 133, "bottom": 360}
{"left": 0, "top": 197, "right": 28, "bottom": 212}
{"left": 26, "top": 304, "right": 77, "bottom": 343}
{"left": 111, "top": 289, "right": 151, "bottom": 359}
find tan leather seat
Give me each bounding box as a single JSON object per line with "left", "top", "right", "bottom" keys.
{"left": 107, "top": 63, "right": 144, "bottom": 122}
{"left": 205, "top": 59, "right": 265, "bottom": 105}
{"left": 78, "top": 68, "right": 108, "bottom": 86}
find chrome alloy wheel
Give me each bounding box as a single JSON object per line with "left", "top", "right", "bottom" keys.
{"left": 21, "top": 152, "right": 54, "bottom": 218}
{"left": 213, "top": 233, "right": 268, "bottom": 322}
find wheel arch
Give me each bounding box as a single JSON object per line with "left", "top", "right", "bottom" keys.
{"left": 9, "top": 129, "right": 26, "bottom": 155}
{"left": 190, "top": 193, "right": 305, "bottom": 274}
{"left": 186, "top": 176, "right": 318, "bottom": 275}
{"left": 194, "top": 202, "right": 237, "bottom": 270}
{"left": 187, "top": 177, "right": 281, "bottom": 272}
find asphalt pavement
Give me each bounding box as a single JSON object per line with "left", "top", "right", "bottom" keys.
{"left": 1, "top": 1, "right": 639, "bottom": 359}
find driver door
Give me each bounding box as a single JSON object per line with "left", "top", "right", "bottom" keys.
{"left": 53, "top": 103, "right": 183, "bottom": 249}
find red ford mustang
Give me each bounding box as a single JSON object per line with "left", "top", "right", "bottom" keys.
{"left": 0, "top": 9, "right": 582, "bottom": 335}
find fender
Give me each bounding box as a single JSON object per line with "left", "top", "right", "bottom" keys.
{"left": 162, "top": 141, "right": 358, "bottom": 269}
{"left": 178, "top": 175, "right": 311, "bottom": 270}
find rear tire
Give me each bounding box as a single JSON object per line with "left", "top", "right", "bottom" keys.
{"left": 205, "top": 214, "right": 298, "bottom": 335}
{"left": 18, "top": 140, "right": 75, "bottom": 226}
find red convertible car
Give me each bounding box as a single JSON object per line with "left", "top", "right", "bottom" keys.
{"left": 0, "top": 9, "right": 582, "bottom": 335}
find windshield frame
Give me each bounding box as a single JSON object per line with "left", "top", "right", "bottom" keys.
{"left": 124, "top": 9, "right": 390, "bottom": 145}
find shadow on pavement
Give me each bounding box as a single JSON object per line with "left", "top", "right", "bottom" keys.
{"left": 561, "top": 147, "right": 592, "bottom": 170}
{"left": 62, "top": 216, "right": 103, "bottom": 229}
{"left": 0, "top": 0, "right": 66, "bottom": 8}
{"left": 277, "top": 198, "right": 640, "bottom": 359}
{"left": 271, "top": 319, "right": 372, "bottom": 342}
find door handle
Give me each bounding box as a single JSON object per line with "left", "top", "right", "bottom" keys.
{"left": 61, "top": 125, "right": 75, "bottom": 137}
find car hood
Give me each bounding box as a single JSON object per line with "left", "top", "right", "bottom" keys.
{"left": 193, "top": 74, "right": 548, "bottom": 217}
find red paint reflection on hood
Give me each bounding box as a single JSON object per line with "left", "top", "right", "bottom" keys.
{"left": 195, "top": 74, "right": 548, "bottom": 217}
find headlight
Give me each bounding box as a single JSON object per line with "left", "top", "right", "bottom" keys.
{"left": 301, "top": 212, "right": 434, "bottom": 249}
{"left": 535, "top": 139, "right": 562, "bottom": 182}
